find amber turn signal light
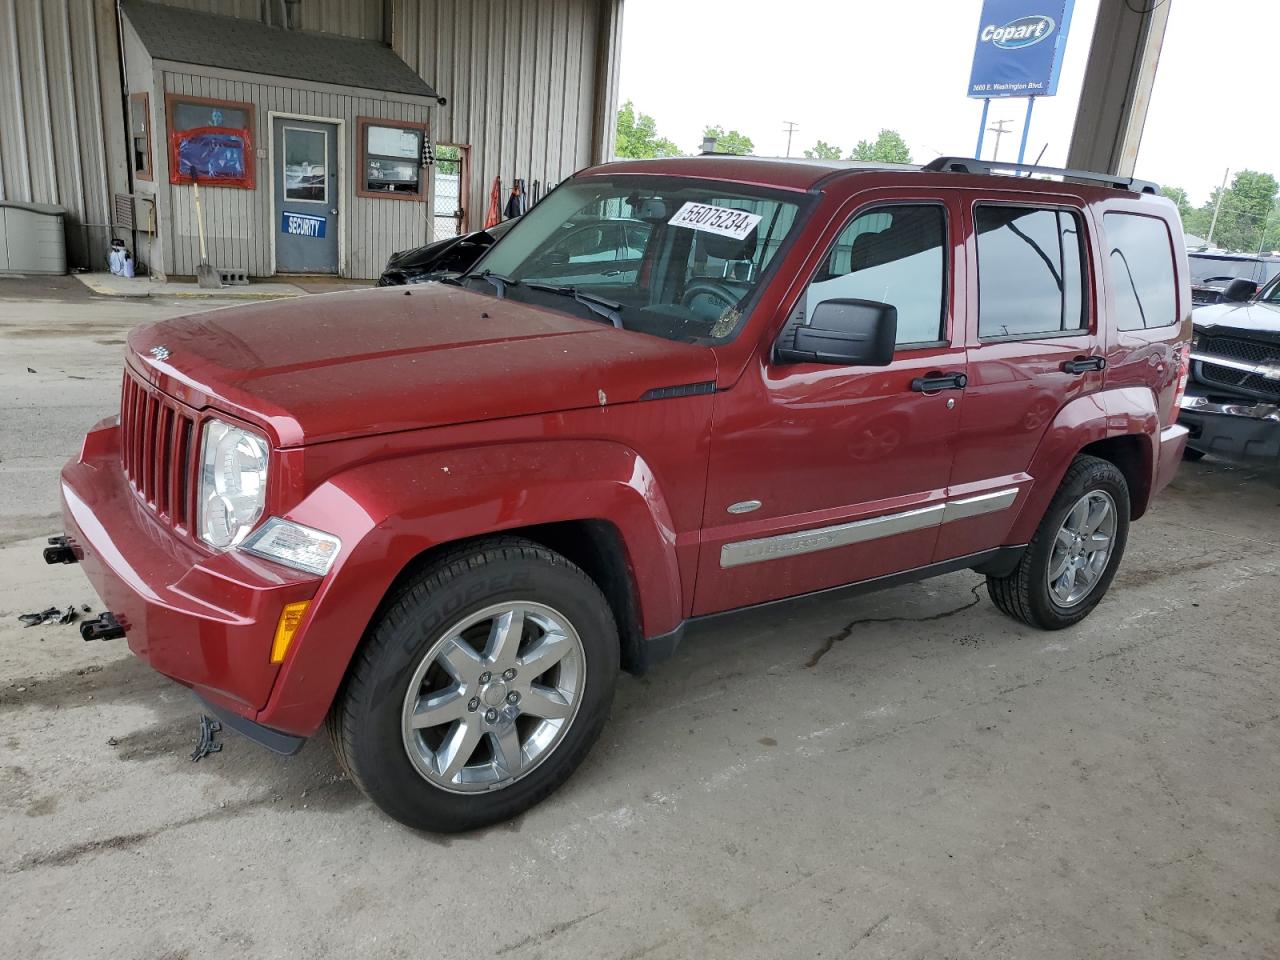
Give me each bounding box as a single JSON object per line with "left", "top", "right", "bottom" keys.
{"left": 271, "top": 600, "right": 311, "bottom": 663}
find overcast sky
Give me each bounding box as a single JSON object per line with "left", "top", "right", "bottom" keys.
{"left": 618, "top": 0, "right": 1274, "bottom": 206}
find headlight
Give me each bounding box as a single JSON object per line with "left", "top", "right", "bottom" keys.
{"left": 198, "top": 418, "right": 269, "bottom": 549}
{"left": 241, "top": 518, "right": 342, "bottom": 576}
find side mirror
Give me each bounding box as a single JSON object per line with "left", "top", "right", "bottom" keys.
{"left": 1222, "top": 277, "right": 1256, "bottom": 303}
{"left": 776, "top": 299, "right": 897, "bottom": 366}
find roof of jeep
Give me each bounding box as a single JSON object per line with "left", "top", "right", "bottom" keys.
{"left": 580, "top": 155, "right": 1163, "bottom": 202}
{"left": 581, "top": 155, "right": 904, "bottom": 192}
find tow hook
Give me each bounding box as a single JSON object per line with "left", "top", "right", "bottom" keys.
{"left": 80, "top": 612, "right": 125, "bottom": 642}
{"left": 43, "top": 535, "right": 79, "bottom": 565}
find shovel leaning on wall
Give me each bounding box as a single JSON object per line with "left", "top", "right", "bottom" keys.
{"left": 192, "top": 181, "right": 220, "bottom": 289}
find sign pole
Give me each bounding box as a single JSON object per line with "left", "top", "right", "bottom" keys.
{"left": 1016, "top": 96, "right": 1036, "bottom": 166}
{"left": 975, "top": 98, "right": 991, "bottom": 160}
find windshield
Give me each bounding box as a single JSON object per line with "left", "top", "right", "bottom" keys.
{"left": 1258, "top": 273, "right": 1280, "bottom": 302}
{"left": 465, "top": 175, "right": 808, "bottom": 344}
{"left": 1189, "top": 255, "right": 1262, "bottom": 284}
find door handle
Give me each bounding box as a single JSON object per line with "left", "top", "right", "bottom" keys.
{"left": 910, "top": 371, "right": 968, "bottom": 393}
{"left": 1061, "top": 356, "right": 1106, "bottom": 375}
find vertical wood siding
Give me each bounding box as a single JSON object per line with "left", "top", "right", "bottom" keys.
{"left": 0, "top": 0, "right": 126, "bottom": 269}
{"left": 392, "top": 0, "right": 614, "bottom": 234}
{"left": 159, "top": 69, "right": 431, "bottom": 278}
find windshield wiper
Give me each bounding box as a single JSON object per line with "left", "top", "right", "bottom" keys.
{"left": 460, "top": 269, "right": 519, "bottom": 298}
{"left": 525, "top": 283, "right": 624, "bottom": 329}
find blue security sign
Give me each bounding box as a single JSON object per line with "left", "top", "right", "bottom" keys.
{"left": 968, "top": 0, "right": 1075, "bottom": 98}
{"left": 281, "top": 211, "right": 326, "bottom": 238}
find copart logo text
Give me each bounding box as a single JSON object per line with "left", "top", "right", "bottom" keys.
{"left": 981, "top": 15, "right": 1056, "bottom": 49}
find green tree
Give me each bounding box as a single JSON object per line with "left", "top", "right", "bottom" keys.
{"left": 1162, "top": 186, "right": 1193, "bottom": 221}
{"left": 702, "top": 125, "right": 754, "bottom": 156}
{"left": 849, "top": 129, "right": 912, "bottom": 164}
{"left": 615, "top": 100, "right": 681, "bottom": 159}
{"left": 803, "top": 140, "right": 843, "bottom": 160}
{"left": 1199, "top": 170, "right": 1279, "bottom": 252}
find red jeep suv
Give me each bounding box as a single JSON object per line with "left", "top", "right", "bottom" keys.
{"left": 54, "top": 156, "right": 1191, "bottom": 831}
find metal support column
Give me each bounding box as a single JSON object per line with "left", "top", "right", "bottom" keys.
{"left": 1065, "top": 0, "right": 1172, "bottom": 177}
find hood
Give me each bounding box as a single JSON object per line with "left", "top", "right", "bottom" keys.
{"left": 1192, "top": 299, "right": 1280, "bottom": 337}
{"left": 127, "top": 284, "right": 716, "bottom": 446}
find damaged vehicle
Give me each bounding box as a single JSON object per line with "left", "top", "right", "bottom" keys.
{"left": 54, "top": 155, "right": 1189, "bottom": 832}
{"left": 377, "top": 219, "right": 516, "bottom": 286}
{"left": 1180, "top": 272, "right": 1280, "bottom": 461}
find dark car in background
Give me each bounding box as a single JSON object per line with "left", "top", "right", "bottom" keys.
{"left": 1188, "top": 251, "right": 1280, "bottom": 306}
{"left": 1180, "top": 272, "right": 1280, "bottom": 461}
{"left": 378, "top": 219, "right": 518, "bottom": 286}
{"left": 379, "top": 216, "right": 653, "bottom": 286}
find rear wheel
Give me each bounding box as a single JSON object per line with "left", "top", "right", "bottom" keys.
{"left": 327, "top": 538, "right": 619, "bottom": 832}
{"left": 987, "top": 455, "right": 1130, "bottom": 629}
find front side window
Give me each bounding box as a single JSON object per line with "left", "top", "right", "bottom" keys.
{"left": 469, "top": 175, "right": 807, "bottom": 344}
{"left": 976, "top": 206, "right": 1085, "bottom": 338}
{"left": 167, "top": 95, "right": 254, "bottom": 188}
{"left": 1105, "top": 213, "right": 1178, "bottom": 330}
{"left": 803, "top": 204, "right": 947, "bottom": 346}
{"left": 359, "top": 119, "right": 424, "bottom": 199}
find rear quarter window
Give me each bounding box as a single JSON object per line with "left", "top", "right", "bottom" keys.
{"left": 1104, "top": 212, "right": 1178, "bottom": 330}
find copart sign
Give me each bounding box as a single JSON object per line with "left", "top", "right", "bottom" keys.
{"left": 968, "top": 0, "right": 1075, "bottom": 98}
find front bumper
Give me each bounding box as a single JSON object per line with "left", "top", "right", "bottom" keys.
{"left": 60, "top": 418, "right": 321, "bottom": 734}
{"left": 1179, "top": 392, "right": 1280, "bottom": 461}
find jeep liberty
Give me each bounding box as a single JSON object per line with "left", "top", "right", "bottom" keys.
{"left": 54, "top": 156, "right": 1191, "bottom": 831}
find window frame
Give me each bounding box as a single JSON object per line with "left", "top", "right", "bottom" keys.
{"left": 356, "top": 116, "right": 427, "bottom": 202}
{"left": 788, "top": 199, "right": 953, "bottom": 354}
{"left": 129, "top": 92, "right": 152, "bottom": 182}
{"left": 1102, "top": 210, "right": 1181, "bottom": 331}
{"left": 973, "top": 201, "right": 1092, "bottom": 343}
{"left": 164, "top": 92, "right": 255, "bottom": 189}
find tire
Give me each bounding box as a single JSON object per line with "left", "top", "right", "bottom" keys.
{"left": 987, "top": 455, "right": 1130, "bottom": 630}
{"left": 1182, "top": 446, "right": 1206, "bottom": 462}
{"left": 327, "top": 537, "right": 619, "bottom": 832}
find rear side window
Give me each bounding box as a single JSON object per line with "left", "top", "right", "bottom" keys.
{"left": 1104, "top": 213, "right": 1178, "bottom": 330}
{"left": 976, "top": 206, "right": 1085, "bottom": 339}
{"left": 804, "top": 204, "right": 947, "bottom": 346}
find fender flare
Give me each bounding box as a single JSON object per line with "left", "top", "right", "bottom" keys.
{"left": 1006, "top": 386, "right": 1159, "bottom": 544}
{"left": 257, "top": 439, "right": 684, "bottom": 735}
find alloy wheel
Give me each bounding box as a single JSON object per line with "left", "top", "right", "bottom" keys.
{"left": 1047, "top": 490, "right": 1118, "bottom": 607}
{"left": 400, "top": 601, "right": 586, "bottom": 793}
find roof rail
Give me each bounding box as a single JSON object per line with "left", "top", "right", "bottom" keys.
{"left": 922, "top": 156, "right": 1160, "bottom": 195}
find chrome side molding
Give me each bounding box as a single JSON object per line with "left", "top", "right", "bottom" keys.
{"left": 719, "top": 488, "right": 1020, "bottom": 569}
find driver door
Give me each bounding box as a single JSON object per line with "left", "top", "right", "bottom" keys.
{"left": 693, "top": 196, "right": 968, "bottom": 615}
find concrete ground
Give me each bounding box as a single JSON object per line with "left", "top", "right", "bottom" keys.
{"left": 2, "top": 277, "right": 1278, "bottom": 959}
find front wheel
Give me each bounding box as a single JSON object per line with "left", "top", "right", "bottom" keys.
{"left": 987, "top": 455, "right": 1130, "bottom": 629}
{"left": 327, "top": 538, "right": 619, "bottom": 832}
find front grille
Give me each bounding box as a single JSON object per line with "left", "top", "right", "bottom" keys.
{"left": 1200, "top": 335, "right": 1278, "bottom": 366}
{"left": 120, "top": 369, "right": 198, "bottom": 528}
{"left": 1195, "top": 334, "right": 1280, "bottom": 402}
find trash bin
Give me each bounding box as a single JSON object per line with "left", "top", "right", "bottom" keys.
{"left": 0, "top": 201, "right": 67, "bottom": 276}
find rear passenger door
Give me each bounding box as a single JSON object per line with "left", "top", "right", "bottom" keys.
{"left": 933, "top": 195, "right": 1103, "bottom": 562}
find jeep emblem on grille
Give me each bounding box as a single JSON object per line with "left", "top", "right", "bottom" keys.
{"left": 149, "top": 345, "right": 171, "bottom": 361}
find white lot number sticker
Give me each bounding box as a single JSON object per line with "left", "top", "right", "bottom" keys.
{"left": 668, "top": 202, "right": 762, "bottom": 240}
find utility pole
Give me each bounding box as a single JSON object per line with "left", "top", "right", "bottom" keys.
{"left": 1206, "top": 167, "right": 1230, "bottom": 248}
{"left": 986, "top": 119, "right": 1012, "bottom": 161}
{"left": 782, "top": 120, "right": 799, "bottom": 158}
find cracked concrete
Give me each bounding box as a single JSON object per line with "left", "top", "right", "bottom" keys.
{"left": 2, "top": 278, "right": 1279, "bottom": 959}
